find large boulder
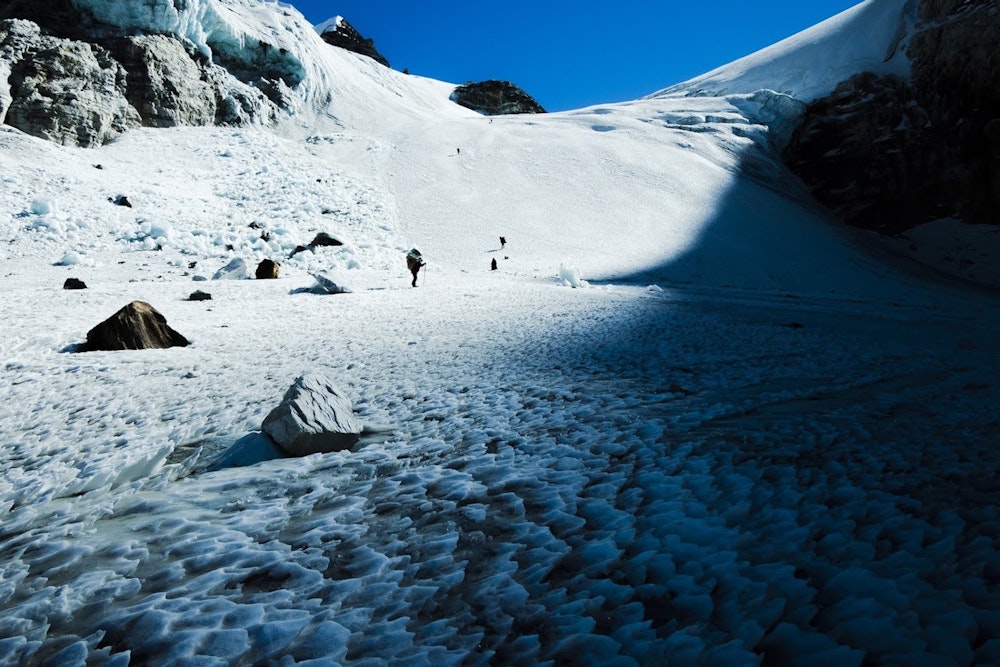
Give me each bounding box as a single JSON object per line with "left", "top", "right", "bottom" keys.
{"left": 450, "top": 80, "right": 546, "bottom": 116}
{"left": 83, "top": 301, "right": 189, "bottom": 351}
{"left": 262, "top": 374, "right": 362, "bottom": 456}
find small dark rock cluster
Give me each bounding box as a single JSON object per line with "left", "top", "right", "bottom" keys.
{"left": 450, "top": 80, "right": 546, "bottom": 116}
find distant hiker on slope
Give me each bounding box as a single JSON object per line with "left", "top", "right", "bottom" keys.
{"left": 406, "top": 248, "right": 425, "bottom": 287}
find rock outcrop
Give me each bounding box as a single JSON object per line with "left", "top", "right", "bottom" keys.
{"left": 450, "top": 80, "right": 546, "bottom": 116}
{"left": 83, "top": 301, "right": 189, "bottom": 351}
{"left": 0, "top": 1, "right": 285, "bottom": 147}
{"left": 317, "top": 17, "right": 389, "bottom": 68}
{"left": 262, "top": 374, "right": 362, "bottom": 456}
{"left": 783, "top": 0, "right": 1000, "bottom": 233}
{"left": 1, "top": 19, "right": 139, "bottom": 147}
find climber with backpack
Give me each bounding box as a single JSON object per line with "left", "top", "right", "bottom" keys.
{"left": 406, "top": 248, "right": 425, "bottom": 287}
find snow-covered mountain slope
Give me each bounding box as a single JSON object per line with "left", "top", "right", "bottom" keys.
{"left": 1, "top": 1, "right": 998, "bottom": 666}
{"left": 654, "top": 0, "right": 916, "bottom": 102}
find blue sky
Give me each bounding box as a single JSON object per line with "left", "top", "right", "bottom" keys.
{"left": 290, "top": 1, "right": 862, "bottom": 111}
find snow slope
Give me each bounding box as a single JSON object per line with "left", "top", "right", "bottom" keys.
{"left": 1, "top": 1, "right": 998, "bottom": 665}
{"left": 653, "top": 0, "right": 916, "bottom": 102}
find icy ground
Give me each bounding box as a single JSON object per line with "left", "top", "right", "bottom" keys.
{"left": 1, "top": 0, "right": 999, "bottom": 662}
{"left": 1, "top": 121, "right": 999, "bottom": 666}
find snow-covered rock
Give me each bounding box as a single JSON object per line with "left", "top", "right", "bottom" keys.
{"left": 310, "top": 272, "right": 351, "bottom": 294}
{"left": 261, "top": 373, "right": 362, "bottom": 456}
{"left": 212, "top": 257, "right": 251, "bottom": 280}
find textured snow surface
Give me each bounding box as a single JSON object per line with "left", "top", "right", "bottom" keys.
{"left": 1, "top": 1, "right": 999, "bottom": 665}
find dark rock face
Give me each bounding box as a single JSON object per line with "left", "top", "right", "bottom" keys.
{"left": 783, "top": 0, "right": 1000, "bottom": 233}
{"left": 318, "top": 18, "right": 389, "bottom": 68}
{"left": 83, "top": 301, "right": 189, "bottom": 351}
{"left": 63, "top": 278, "right": 87, "bottom": 290}
{"left": 450, "top": 80, "right": 546, "bottom": 116}
{"left": 188, "top": 290, "right": 212, "bottom": 301}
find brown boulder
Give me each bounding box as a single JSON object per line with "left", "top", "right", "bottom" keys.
{"left": 83, "top": 301, "right": 188, "bottom": 351}
{"left": 256, "top": 259, "right": 280, "bottom": 279}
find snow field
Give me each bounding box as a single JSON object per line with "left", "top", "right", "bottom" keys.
{"left": 1, "top": 0, "right": 998, "bottom": 661}
{"left": 2, "top": 246, "right": 998, "bottom": 664}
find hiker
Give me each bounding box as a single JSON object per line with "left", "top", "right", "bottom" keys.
{"left": 499, "top": 236, "right": 506, "bottom": 249}
{"left": 491, "top": 257, "right": 498, "bottom": 271}
{"left": 406, "top": 248, "right": 425, "bottom": 287}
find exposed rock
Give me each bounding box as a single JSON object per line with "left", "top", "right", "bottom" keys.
{"left": 213, "top": 258, "right": 250, "bottom": 280}
{"left": 1, "top": 19, "right": 139, "bottom": 146}
{"left": 107, "top": 35, "right": 217, "bottom": 128}
{"left": 262, "top": 374, "right": 362, "bottom": 456}
{"left": 63, "top": 277, "right": 87, "bottom": 290}
{"left": 310, "top": 272, "right": 351, "bottom": 294}
{"left": 451, "top": 80, "right": 546, "bottom": 116}
{"left": 111, "top": 194, "right": 132, "bottom": 208}
{"left": 309, "top": 232, "right": 343, "bottom": 247}
{"left": 317, "top": 17, "right": 389, "bottom": 68}
{"left": 83, "top": 301, "right": 188, "bottom": 351}
{"left": 256, "top": 259, "right": 280, "bottom": 279}
{"left": 783, "top": 0, "right": 1000, "bottom": 233}
{"left": 0, "top": 4, "right": 281, "bottom": 146}
{"left": 188, "top": 290, "right": 212, "bottom": 301}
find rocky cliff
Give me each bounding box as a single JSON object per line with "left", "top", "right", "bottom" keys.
{"left": 450, "top": 80, "right": 545, "bottom": 116}
{"left": 316, "top": 17, "right": 390, "bottom": 68}
{"left": 783, "top": 0, "right": 1000, "bottom": 233}
{"left": 0, "top": 0, "right": 294, "bottom": 147}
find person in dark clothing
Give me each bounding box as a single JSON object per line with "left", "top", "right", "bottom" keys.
{"left": 406, "top": 248, "right": 425, "bottom": 287}
{"left": 499, "top": 236, "right": 506, "bottom": 249}
{"left": 491, "top": 257, "right": 498, "bottom": 271}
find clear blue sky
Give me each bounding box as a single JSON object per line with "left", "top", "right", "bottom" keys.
{"left": 289, "top": 1, "right": 862, "bottom": 111}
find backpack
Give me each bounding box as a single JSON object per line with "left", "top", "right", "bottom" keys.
{"left": 406, "top": 248, "right": 423, "bottom": 272}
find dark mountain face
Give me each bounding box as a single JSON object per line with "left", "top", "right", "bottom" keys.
{"left": 783, "top": 0, "right": 1000, "bottom": 233}
{"left": 318, "top": 18, "right": 390, "bottom": 68}
{"left": 450, "top": 80, "right": 546, "bottom": 116}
